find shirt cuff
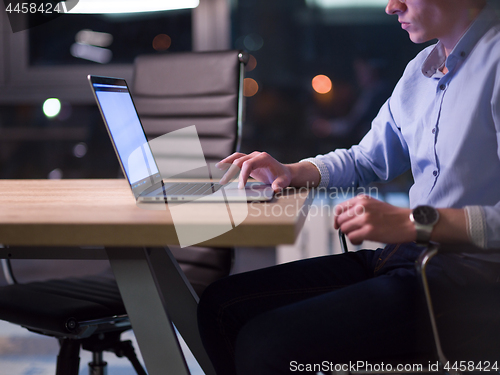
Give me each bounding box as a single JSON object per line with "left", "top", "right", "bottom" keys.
{"left": 464, "top": 205, "right": 487, "bottom": 248}
{"left": 299, "top": 158, "right": 330, "bottom": 189}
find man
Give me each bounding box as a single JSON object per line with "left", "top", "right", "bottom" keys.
{"left": 198, "top": 0, "right": 500, "bottom": 374}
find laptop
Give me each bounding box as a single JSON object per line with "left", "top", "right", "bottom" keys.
{"left": 88, "top": 75, "right": 274, "bottom": 203}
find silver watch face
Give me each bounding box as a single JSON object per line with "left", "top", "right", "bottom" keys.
{"left": 412, "top": 205, "right": 439, "bottom": 226}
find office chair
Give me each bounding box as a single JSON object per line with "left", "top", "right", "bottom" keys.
{"left": 412, "top": 243, "right": 500, "bottom": 374}
{"left": 132, "top": 50, "right": 247, "bottom": 174}
{"left": 0, "top": 50, "right": 248, "bottom": 375}
{"left": 338, "top": 231, "right": 500, "bottom": 375}
{"left": 131, "top": 50, "right": 249, "bottom": 295}
{"left": 0, "top": 255, "right": 145, "bottom": 375}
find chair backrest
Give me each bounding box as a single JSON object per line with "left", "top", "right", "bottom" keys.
{"left": 132, "top": 50, "right": 248, "bottom": 177}
{"left": 131, "top": 51, "right": 246, "bottom": 292}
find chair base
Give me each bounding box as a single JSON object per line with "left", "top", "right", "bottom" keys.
{"left": 55, "top": 330, "right": 147, "bottom": 375}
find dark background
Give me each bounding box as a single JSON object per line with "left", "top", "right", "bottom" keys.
{"left": 0, "top": 0, "right": 429, "bottom": 193}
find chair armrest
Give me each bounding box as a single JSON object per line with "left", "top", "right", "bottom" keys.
{"left": 414, "top": 242, "right": 500, "bottom": 375}
{"left": 0, "top": 245, "right": 17, "bottom": 285}
{"left": 0, "top": 259, "right": 17, "bottom": 285}
{"left": 415, "top": 244, "right": 446, "bottom": 369}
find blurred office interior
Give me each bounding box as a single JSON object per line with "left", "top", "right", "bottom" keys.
{"left": 0, "top": 1, "right": 424, "bottom": 372}
{"left": 0, "top": 0, "right": 426, "bottom": 186}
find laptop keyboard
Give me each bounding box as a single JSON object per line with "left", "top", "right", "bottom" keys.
{"left": 158, "top": 182, "right": 223, "bottom": 196}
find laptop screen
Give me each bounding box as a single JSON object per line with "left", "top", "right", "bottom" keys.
{"left": 89, "top": 76, "right": 161, "bottom": 196}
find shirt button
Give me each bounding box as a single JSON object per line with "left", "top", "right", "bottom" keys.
{"left": 440, "top": 84, "right": 446, "bottom": 91}
{"left": 460, "top": 51, "right": 466, "bottom": 57}
{"left": 433, "top": 170, "right": 438, "bottom": 176}
{"left": 432, "top": 128, "right": 436, "bottom": 134}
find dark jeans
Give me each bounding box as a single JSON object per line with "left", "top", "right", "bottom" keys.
{"left": 197, "top": 243, "right": 500, "bottom": 375}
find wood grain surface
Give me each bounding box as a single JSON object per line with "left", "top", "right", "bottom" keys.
{"left": 0, "top": 179, "right": 313, "bottom": 247}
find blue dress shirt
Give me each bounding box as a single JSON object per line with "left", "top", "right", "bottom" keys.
{"left": 304, "top": 1, "right": 500, "bottom": 249}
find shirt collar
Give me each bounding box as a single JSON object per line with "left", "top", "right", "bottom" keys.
{"left": 421, "top": 0, "right": 500, "bottom": 78}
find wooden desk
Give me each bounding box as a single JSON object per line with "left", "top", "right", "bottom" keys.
{"left": 0, "top": 179, "right": 313, "bottom": 375}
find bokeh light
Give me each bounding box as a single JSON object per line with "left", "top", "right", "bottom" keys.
{"left": 312, "top": 75, "right": 332, "bottom": 94}
{"left": 153, "top": 34, "right": 172, "bottom": 51}
{"left": 243, "top": 78, "right": 259, "bottom": 97}
{"left": 43, "top": 98, "right": 62, "bottom": 118}
{"left": 75, "top": 29, "right": 113, "bottom": 47}
{"left": 243, "top": 33, "right": 264, "bottom": 51}
{"left": 245, "top": 54, "right": 257, "bottom": 72}
{"left": 48, "top": 168, "right": 63, "bottom": 179}
{"left": 73, "top": 142, "right": 88, "bottom": 158}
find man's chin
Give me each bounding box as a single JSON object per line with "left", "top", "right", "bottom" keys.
{"left": 408, "top": 33, "right": 433, "bottom": 44}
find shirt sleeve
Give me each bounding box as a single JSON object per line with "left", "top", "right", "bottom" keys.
{"left": 299, "top": 158, "right": 330, "bottom": 189}
{"left": 305, "top": 97, "right": 411, "bottom": 190}
{"left": 464, "top": 61, "right": 500, "bottom": 249}
{"left": 464, "top": 206, "right": 487, "bottom": 248}
{"left": 480, "top": 67, "right": 500, "bottom": 249}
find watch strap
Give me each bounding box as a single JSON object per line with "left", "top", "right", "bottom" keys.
{"left": 414, "top": 224, "right": 433, "bottom": 244}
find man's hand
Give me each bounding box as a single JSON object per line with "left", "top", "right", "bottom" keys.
{"left": 334, "top": 195, "right": 415, "bottom": 245}
{"left": 218, "top": 152, "right": 322, "bottom": 192}
{"left": 218, "top": 152, "right": 293, "bottom": 192}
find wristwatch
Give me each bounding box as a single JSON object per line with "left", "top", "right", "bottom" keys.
{"left": 409, "top": 205, "right": 440, "bottom": 245}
